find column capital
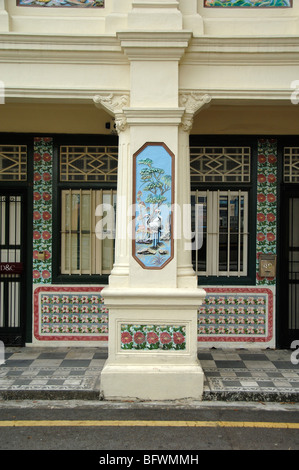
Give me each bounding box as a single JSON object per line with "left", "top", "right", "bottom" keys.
{"left": 93, "top": 92, "right": 130, "bottom": 134}
{"left": 117, "top": 30, "right": 192, "bottom": 61}
{"left": 93, "top": 92, "right": 130, "bottom": 116}
{"left": 179, "top": 92, "right": 212, "bottom": 132}
{"left": 179, "top": 91, "right": 211, "bottom": 114}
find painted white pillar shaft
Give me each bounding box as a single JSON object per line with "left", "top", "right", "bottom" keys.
{"left": 0, "top": 0, "right": 9, "bottom": 32}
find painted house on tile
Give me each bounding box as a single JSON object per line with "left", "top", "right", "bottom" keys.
{"left": 0, "top": 0, "right": 298, "bottom": 363}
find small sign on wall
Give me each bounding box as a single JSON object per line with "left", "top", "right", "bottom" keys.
{"left": 259, "top": 254, "right": 277, "bottom": 278}
{"left": 0, "top": 263, "right": 23, "bottom": 275}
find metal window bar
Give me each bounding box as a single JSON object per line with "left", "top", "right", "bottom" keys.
{"left": 61, "top": 189, "right": 116, "bottom": 275}
{"left": 190, "top": 146, "right": 251, "bottom": 184}
{"left": 0, "top": 195, "right": 22, "bottom": 329}
{"left": 60, "top": 146, "right": 118, "bottom": 183}
{"left": 288, "top": 197, "right": 299, "bottom": 330}
{"left": 0, "top": 146, "right": 27, "bottom": 181}
{"left": 284, "top": 148, "right": 299, "bottom": 183}
{"left": 191, "top": 190, "right": 248, "bottom": 277}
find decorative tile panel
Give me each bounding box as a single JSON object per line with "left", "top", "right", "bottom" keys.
{"left": 133, "top": 143, "right": 174, "bottom": 270}
{"left": 32, "top": 137, "right": 53, "bottom": 284}
{"left": 17, "top": 1, "right": 104, "bottom": 7}
{"left": 34, "top": 286, "right": 108, "bottom": 341}
{"left": 256, "top": 138, "right": 277, "bottom": 285}
{"left": 204, "top": 0, "right": 292, "bottom": 7}
{"left": 121, "top": 324, "right": 186, "bottom": 350}
{"left": 198, "top": 288, "right": 273, "bottom": 342}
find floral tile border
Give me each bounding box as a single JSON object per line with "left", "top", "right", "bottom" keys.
{"left": 198, "top": 288, "right": 273, "bottom": 342}
{"left": 121, "top": 324, "right": 186, "bottom": 351}
{"left": 256, "top": 138, "right": 277, "bottom": 286}
{"left": 34, "top": 286, "right": 108, "bottom": 341}
{"left": 33, "top": 137, "right": 53, "bottom": 284}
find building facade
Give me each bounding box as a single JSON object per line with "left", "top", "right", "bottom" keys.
{"left": 0, "top": 0, "right": 299, "bottom": 397}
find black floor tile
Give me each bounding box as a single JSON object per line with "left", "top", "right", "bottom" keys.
{"left": 215, "top": 360, "right": 246, "bottom": 368}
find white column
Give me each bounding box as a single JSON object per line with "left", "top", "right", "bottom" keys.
{"left": 96, "top": 31, "right": 206, "bottom": 402}
{"left": 93, "top": 93, "right": 131, "bottom": 287}
{"left": 0, "top": 0, "right": 9, "bottom": 32}
{"left": 179, "top": 0, "right": 203, "bottom": 36}
{"left": 105, "top": 0, "right": 132, "bottom": 34}
{"left": 176, "top": 92, "right": 211, "bottom": 288}
{"left": 128, "top": 0, "right": 183, "bottom": 30}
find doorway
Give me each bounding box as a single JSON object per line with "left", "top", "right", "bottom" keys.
{"left": 0, "top": 191, "right": 27, "bottom": 346}
{"left": 279, "top": 190, "right": 299, "bottom": 348}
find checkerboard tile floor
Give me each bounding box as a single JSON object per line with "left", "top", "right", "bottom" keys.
{"left": 0, "top": 347, "right": 107, "bottom": 399}
{"left": 0, "top": 347, "right": 298, "bottom": 401}
{"left": 199, "top": 349, "right": 299, "bottom": 400}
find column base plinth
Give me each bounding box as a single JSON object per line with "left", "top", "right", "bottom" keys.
{"left": 100, "top": 286, "right": 206, "bottom": 401}
{"left": 100, "top": 363, "right": 204, "bottom": 401}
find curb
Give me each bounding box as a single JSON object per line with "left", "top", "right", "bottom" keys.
{"left": 1, "top": 389, "right": 298, "bottom": 403}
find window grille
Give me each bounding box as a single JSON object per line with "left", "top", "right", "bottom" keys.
{"left": 191, "top": 190, "right": 248, "bottom": 277}
{"left": 61, "top": 189, "right": 116, "bottom": 275}
{"left": 0, "top": 146, "right": 27, "bottom": 181}
{"left": 284, "top": 148, "right": 299, "bottom": 183}
{"left": 190, "top": 146, "right": 251, "bottom": 183}
{"left": 60, "top": 146, "right": 118, "bottom": 183}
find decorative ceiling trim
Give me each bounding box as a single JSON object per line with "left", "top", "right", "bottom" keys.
{"left": 2, "top": 86, "right": 294, "bottom": 105}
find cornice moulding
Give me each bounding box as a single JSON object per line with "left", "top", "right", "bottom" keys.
{"left": 0, "top": 33, "right": 298, "bottom": 66}
{"left": 0, "top": 32, "right": 120, "bottom": 47}
{"left": 3, "top": 87, "right": 294, "bottom": 105}
{"left": 132, "top": 2, "right": 179, "bottom": 8}
{"left": 184, "top": 35, "right": 299, "bottom": 65}
{"left": 123, "top": 107, "right": 185, "bottom": 125}
{"left": 4, "top": 87, "right": 129, "bottom": 104}
{"left": 0, "top": 32, "right": 127, "bottom": 64}
{"left": 190, "top": 35, "right": 299, "bottom": 49}
{"left": 117, "top": 30, "right": 191, "bottom": 60}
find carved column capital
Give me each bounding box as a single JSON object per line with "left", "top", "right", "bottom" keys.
{"left": 114, "top": 114, "right": 128, "bottom": 134}
{"left": 93, "top": 92, "right": 130, "bottom": 115}
{"left": 180, "top": 114, "right": 194, "bottom": 133}
{"left": 179, "top": 92, "right": 211, "bottom": 115}
{"left": 179, "top": 92, "right": 211, "bottom": 133}
{"left": 93, "top": 92, "right": 130, "bottom": 134}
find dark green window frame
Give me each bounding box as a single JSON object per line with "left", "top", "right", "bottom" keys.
{"left": 52, "top": 134, "right": 118, "bottom": 285}
{"left": 189, "top": 135, "right": 257, "bottom": 286}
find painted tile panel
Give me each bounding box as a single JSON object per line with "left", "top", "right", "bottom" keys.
{"left": 17, "top": 0, "right": 104, "bottom": 7}
{"left": 133, "top": 143, "right": 174, "bottom": 270}
{"left": 204, "top": 0, "right": 292, "bottom": 7}
{"left": 256, "top": 138, "right": 277, "bottom": 286}
{"left": 34, "top": 286, "right": 108, "bottom": 341}
{"left": 33, "top": 137, "right": 53, "bottom": 284}
{"left": 121, "top": 324, "right": 186, "bottom": 350}
{"left": 197, "top": 288, "right": 273, "bottom": 342}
